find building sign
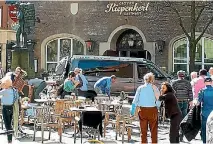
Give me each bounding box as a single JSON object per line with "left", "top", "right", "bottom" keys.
{"left": 8, "top": 5, "right": 18, "bottom": 22}
{"left": 105, "top": 2, "right": 149, "bottom": 16}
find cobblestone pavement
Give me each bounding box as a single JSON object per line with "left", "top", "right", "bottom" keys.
{"left": 0, "top": 122, "right": 203, "bottom": 144}
{"left": 0, "top": 104, "right": 203, "bottom": 144}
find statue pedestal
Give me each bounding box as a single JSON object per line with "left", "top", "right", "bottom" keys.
{"left": 11, "top": 50, "right": 35, "bottom": 78}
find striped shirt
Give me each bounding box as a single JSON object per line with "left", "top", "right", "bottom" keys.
{"left": 171, "top": 79, "right": 193, "bottom": 101}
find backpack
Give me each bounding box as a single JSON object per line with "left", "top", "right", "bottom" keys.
{"left": 57, "top": 84, "right": 64, "bottom": 96}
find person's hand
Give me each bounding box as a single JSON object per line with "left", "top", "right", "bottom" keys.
{"left": 189, "top": 101, "right": 193, "bottom": 109}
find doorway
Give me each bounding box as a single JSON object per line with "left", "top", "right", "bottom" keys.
{"left": 116, "top": 29, "right": 151, "bottom": 60}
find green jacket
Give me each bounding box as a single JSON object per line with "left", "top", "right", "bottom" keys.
{"left": 63, "top": 79, "right": 75, "bottom": 92}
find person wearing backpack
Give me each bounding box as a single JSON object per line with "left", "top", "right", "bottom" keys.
{"left": 61, "top": 71, "right": 79, "bottom": 99}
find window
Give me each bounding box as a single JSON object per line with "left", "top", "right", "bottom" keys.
{"left": 75, "top": 60, "right": 133, "bottom": 78}
{"left": 173, "top": 37, "right": 213, "bottom": 72}
{"left": 137, "top": 64, "right": 165, "bottom": 79}
{"left": 46, "top": 38, "right": 84, "bottom": 71}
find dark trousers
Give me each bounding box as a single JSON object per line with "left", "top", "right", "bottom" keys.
{"left": 2, "top": 105, "right": 13, "bottom": 142}
{"left": 61, "top": 91, "right": 71, "bottom": 99}
{"left": 201, "top": 115, "right": 207, "bottom": 143}
{"left": 138, "top": 107, "right": 158, "bottom": 143}
{"left": 178, "top": 101, "right": 188, "bottom": 118}
{"left": 170, "top": 113, "right": 182, "bottom": 143}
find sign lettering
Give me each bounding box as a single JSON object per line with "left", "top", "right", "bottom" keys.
{"left": 105, "top": 2, "right": 149, "bottom": 16}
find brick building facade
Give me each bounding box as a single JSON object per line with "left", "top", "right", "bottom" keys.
{"left": 29, "top": 1, "right": 213, "bottom": 74}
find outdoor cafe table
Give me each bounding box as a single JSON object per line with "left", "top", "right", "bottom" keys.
{"left": 99, "top": 100, "right": 122, "bottom": 113}
{"left": 69, "top": 107, "right": 101, "bottom": 143}
{"left": 34, "top": 98, "right": 56, "bottom": 106}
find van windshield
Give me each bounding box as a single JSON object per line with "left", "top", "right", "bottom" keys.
{"left": 138, "top": 63, "right": 168, "bottom": 79}
{"left": 72, "top": 59, "right": 133, "bottom": 78}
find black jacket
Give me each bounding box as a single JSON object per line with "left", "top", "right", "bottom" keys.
{"left": 159, "top": 92, "right": 181, "bottom": 118}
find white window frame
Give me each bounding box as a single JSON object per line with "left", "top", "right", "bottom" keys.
{"left": 45, "top": 38, "right": 84, "bottom": 70}
{"left": 173, "top": 37, "right": 213, "bottom": 72}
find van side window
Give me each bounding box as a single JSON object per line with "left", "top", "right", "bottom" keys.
{"left": 138, "top": 64, "right": 164, "bottom": 79}
{"left": 79, "top": 60, "right": 133, "bottom": 78}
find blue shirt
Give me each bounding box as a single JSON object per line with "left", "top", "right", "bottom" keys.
{"left": 75, "top": 74, "right": 88, "bottom": 91}
{"left": 198, "top": 85, "right": 213, "bottom": 118}
{"left": 94, "top": 77, "right": 111, "bottom": 96}
{"left": 132, "top": 83, "right": 160, "bottom": 107}
{"left": 0, "top": 88, "right": 19, "bottom": 105}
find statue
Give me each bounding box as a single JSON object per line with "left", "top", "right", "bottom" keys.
{"left": 16, "top": 3, "right": 27, "bottom": 47}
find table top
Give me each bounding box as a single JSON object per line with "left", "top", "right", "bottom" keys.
{"left": 70, "top": 107, "right": 100, "bottom": 112}
{"left": 34, "top": 99, "right": 56, "bottom": 103}
{"left": 127, "top": 96, "right": 134, "bottom": 99}
{"left": 100, "top": 100, "right": 122, "bottom": 106}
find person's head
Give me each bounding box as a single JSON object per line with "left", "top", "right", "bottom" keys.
{"left": 177, "top": 70, "right": 185, "bottom": 79}
{"left": 204, "top": 76, "right": 212, "bottom": 86}
{"left": 161, "top": 82, "right": 174, "bottom": 94}
{"left": 68, "top": 71, "right": 76, "bottom": 81}
{"left": 79, "top": 68, "right": 83, "bottom": 75}
{"left": 111, "top": 75, "right": 117, "bottom": 83}
{"left": 190, "top": 71, "right": 197, "bottom": 80}
{"left": 15, "top": 67, "right": 22, "bottom": 76}
{"left": 74, "top": 68, "right": 80, "bottom": 75}
{"left": 144, "top": 72, "right": 155, "bottom": 84}
{"left": 199, "top": 69, "right": 207, "bottom": 77}
{"left": 0, "top": 76, "right": 12, "bottom": 89}
{"left": 209, "top": 67, "right": 213, "bottom": 76}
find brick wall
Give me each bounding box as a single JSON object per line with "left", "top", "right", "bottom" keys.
{"left": 32, "top": 1, "right": 213, "bottom": 72}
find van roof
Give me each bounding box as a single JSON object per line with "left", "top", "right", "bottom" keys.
{"left": 71, "top": 55, "right": 151, "bottom": 63}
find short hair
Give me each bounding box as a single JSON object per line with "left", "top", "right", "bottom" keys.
{"left": 190, "top": 72, "right": 197, "bottom": 78}
{"left": 68, "top": 71, "right": 76, "bottom": 78}
{"left": 209, "top": 67, "right": 213, "bottom": 71}
{"left": 177, "top": 70, "right": 185, "bottom": 77}
{"left": 144, "top": 72, "right": 155, "bottom": 83}
{"left": 74, "top": 68, "right": 80, "bottom": 73}
{"left": 111, "top": 75, "right": 116, "bottom": 79}
{"left": 199, "top": 69, "right": 207, "bottom": 76}
{"left": 79, "top": 68, "right": 83, "bottom": 75}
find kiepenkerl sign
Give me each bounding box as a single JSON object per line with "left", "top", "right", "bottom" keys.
{"left": 105, "top": 2, "right": 149, "bottom": 16}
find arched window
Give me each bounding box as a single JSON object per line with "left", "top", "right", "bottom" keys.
{"left": 173, "top": 37, "right": 213, "bottom": 72}
{"left": 46, "top": 38, "right": 84, "bottom": 71}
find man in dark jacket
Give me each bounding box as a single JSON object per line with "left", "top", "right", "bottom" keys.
{"left": 171, "top": 70, "right": 193, "bottom": 141}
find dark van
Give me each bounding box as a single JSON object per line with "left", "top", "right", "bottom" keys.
{"left": 55, "top": 55, "right": 171, "bottom": 96}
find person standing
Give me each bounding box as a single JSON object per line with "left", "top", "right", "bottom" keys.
{"left": 208, "top": 67, "right": 213, "bottom": 79}
{"left": 171, "top": 70, "right": 193, "bottom": 141}
{"left": 0, "top": 77, "right": 19, "bottom": 144}
{"left": 196, "top": 77, "right": 213, "bottom": 143}
{"left": 159, "top": 82, "right": 182, "bottom": 143}
{"left": 130, "top": 73, "right": 160, "bottom": 143}
{"left": 74, "top": 68, "right": 88, "bottom": 96}
{"left": 94, "top": 75, "right": 116, "bottom": 97}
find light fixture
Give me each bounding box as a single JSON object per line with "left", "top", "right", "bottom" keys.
{"left": 85, "top": 39, "right": 95, "bottom": 52}
{"left": 128, "top": 38, "right": 134, "bottom": 47}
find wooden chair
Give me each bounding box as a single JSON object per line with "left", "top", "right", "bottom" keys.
{"left": 33, "top": 106, "right": 60, "bottom": 143}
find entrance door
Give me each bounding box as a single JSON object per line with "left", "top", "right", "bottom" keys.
{"left": 116, "top": 29, "right": 151, "bottom": 60}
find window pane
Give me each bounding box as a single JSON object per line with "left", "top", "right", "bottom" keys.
{"left": 137, "top": 64, "right": 164, "bottom": 79}
{"left": 46, "top": 40, "right": 58, "bottom": 62}
{"left": 174, "top": 64, "right": 187, "bottom": 73}
{"left": 173, "top": 38, "right": 187, "bottom": 63}
{"left": 79, "top": 60, "right": 133, "bottom": 78}
{"left": 60, "top": 39, "right": 71, "bottom": 60}
{"left": 195, "top": 41, "right": 202, "bottom": 62}
{"left": 204, "top": 65, "right": 213, "bottom": 71}
{"left": 73, "top": 39, "right": 84, "bottom": 55}
{"left": 204, "top": 38, "right": 213, "bottom": 63}
{"left": 47, "top": 63, "right": 57, "bottom": 72}
{"left": 194, "top": 64, "right": 202, "bottom": 72}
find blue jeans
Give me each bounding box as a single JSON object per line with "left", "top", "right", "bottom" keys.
{"left": 178, "top": 101, "right": 188, "bottom": 119}
{"left": 202, "top": 116, "right": 207, "bottom": 143}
